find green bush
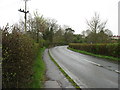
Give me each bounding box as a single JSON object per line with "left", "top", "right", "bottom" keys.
{"left": 69, "top": 43, "right": 119, "bottom": 58}
{"left": 2, "top": 28, "right": 39, "bottom": 88}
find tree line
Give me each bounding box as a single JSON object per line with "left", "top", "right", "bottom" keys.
{"left": 4, "top": 11, "right": 114, "bottom": 47}
{"left": 26, "top": 12, "right": 116, "bottom": 45}
{"left": 16, "top": 11, "right": 75, "bottom": 47}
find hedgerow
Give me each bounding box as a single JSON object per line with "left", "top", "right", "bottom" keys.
{"left": 2, "top": 27, "right": 39, "bottom": 88}
{"left": 69, "top": 43, "right": 119, "bottom": 58}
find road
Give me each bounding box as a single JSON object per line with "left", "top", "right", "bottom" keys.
{"left": 49, "top": 46, "right": 118, "bottom": 88}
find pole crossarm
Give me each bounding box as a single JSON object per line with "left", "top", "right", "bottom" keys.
{"left": 18, "top": 0, "right": 29, "bottom": 32}
{"left": 18, "top": 9, "right": 29, "bottom": 14}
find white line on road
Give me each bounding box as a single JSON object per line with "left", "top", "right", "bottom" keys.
{"left": 49, "top": 49, "right": 88, "bottom": 88}
{"left": 115, "top": 70, "right": 120, "bottom": 74}
{"left": 83, "top": 59, "right": 101, "bottom": 66}
{"left": 83, "top": 59, "right": 120, "bottom": 74}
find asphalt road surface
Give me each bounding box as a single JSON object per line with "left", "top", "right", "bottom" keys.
{"left": 49, "top": 46, "right": 119, "bottom": 88}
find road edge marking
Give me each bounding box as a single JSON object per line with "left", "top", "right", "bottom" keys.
{"left": 49, "top": 49, "right": 88, "bottom": 88}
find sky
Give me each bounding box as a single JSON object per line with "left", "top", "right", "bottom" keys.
{"left": 0, "top": 0, "right": 119, "bottom": 35}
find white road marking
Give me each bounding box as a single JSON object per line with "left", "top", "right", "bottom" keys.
{"left": 84, "top": 59, "right": 120, "bottom": 74}
{"left": 83, "top": 59, "right": 101, "bottom": 66}
{"left": 49, "top": 49, "right": 88, "bottom": 88}
{"left": 115, "top": 70, "right": 120, "bottom": 74}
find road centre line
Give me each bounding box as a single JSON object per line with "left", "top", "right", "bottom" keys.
{"left": 83, "top": 59, "right": 120, "bottom": 74}
{"left": 58, "top": 48, "right": 120, "bottom": 74}
{"left": 83, "top": 59, "right": 101, "bottom": 66}
{"left": 114, "top": 70, "right": 120, "bottom": 74}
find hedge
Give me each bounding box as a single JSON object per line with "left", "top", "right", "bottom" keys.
{"left": 69, "top": 43, "right": 119, "bottom": 58}
{"left": 2, "top": 29, "right": 39, "bottom": 88}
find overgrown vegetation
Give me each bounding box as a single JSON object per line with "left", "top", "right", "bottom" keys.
{"left": 2, "top": 27, "right": 39, "bottom": 88}
{"left": 2, "top": 24, "right": 47, "bottom": 88}
{"left": 69, "top": 43, "right": 120, "bottom": 61}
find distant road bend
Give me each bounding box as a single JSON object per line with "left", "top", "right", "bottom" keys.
{"left": 49, "top": 46, "right": 118, "bottom": 88}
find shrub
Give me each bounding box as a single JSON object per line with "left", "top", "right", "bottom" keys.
{"left": 2, "top": 27, "right": 39, "bottom": 88}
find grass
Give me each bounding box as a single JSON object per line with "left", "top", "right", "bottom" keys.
{"left": 30, "top": 47, "right": 46, "bottom": 88}
{"left": 68, "top": 47, "right": 120, "bottom": 61}
{"left": 48, "top": 50, "right": 80, "bottom": 89}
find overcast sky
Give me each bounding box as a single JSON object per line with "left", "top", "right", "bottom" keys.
{"left": 0, "top": 0, "right": 119, "bottom": 35}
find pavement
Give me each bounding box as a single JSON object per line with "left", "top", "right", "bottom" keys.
{"left": 43, "top": 49, "right": 75, "bottom": 88}
{"left": 49, "top": 46, "right": 119, "bottom": 88}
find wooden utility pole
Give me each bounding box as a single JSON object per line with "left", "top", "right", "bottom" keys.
{"left": 18, "top": 0, "right": 29, "bottom": 32}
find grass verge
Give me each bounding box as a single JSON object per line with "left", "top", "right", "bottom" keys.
{"left": 68, "top": 47, "right": 119, "bottom": 61}
{"left": 48, "top": 49, "right": 80, "bottom": 88}
{"left": 31, "top": 47, "right": 46, "bottom": 88}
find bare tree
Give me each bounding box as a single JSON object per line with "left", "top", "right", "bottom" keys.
{"left": 86, "top": 12, "right": 107, "bottom": 34}
{"left": 86, "top": 12, "right": 112, "bottom": 43}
